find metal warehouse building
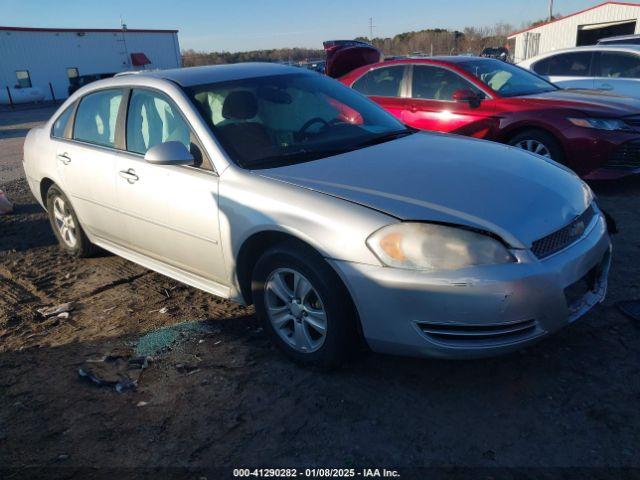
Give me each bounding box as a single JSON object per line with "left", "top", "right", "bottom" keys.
{"left": 0, "top": 26, "right": 181, "bottom": 103}
{"left": 509, "top": 1, "right": 640, "bottom": 62}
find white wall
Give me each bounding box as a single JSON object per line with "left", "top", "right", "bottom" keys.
{"left": 0, "top": 29, "right": 181, "bottom": 100}
{"left": 511, "top": 3, "right": 640, "bottom": 62}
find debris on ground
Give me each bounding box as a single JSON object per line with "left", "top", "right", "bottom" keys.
{"left": 37, "top": 302, "right": 74, "bottom": 319}
{"left": 175, "top": 363, "right": 200, "bottom": 375}
{"left": 78, "top": 354, "right": 151, "bottom": 393}
{"left": 134, "top": 320, "right": 216, "bottom": 357}
{"left": 618, "top": 300, "right": 640, "bottom": 322}
{"left": 0, "top": 190, "right": 13, "bottom": 215}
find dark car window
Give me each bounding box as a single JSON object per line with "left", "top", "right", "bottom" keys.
{"left": 51, "top": 104, "right": 74, "bottom": 138}
{"left": 73, "top": 89, "right": 123, "bottom": 148}
{"left": 595, "top": 52, "right": 640, "bottom": 79}
{"left": 411, "top": 65, "right": 482, "bottom": 101}
{"left": 536, "top": 52, "right": 593, "bottom": 77}
{"left": 186, "top": 72, "right": 409, "bottom": 169}
{"left": 352, "top": 66, "right": 405, "bottom": 97}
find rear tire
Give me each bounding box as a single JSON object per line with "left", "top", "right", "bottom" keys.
{"left": 508, "top": 129, "right": 564, "bottom": 164}
{"left": 251, "top": 241, "right": 358, "bottom": 369}
{"left": 46, "top": 185, "right": 97, "bottom": 258}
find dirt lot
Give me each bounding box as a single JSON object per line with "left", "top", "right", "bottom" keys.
{"left": 1, "top": 105, "right": 640, "bottom": 479}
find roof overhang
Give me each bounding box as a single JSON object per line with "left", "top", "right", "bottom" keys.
{"left": 0, "top": 26, "right": 178, "bottom": 33}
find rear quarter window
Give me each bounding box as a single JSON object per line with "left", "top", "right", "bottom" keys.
{"left": 51, "top": 104, "right": 74, "bottom": 139}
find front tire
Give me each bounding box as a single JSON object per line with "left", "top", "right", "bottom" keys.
{"left": 508, "top": 129, "right": 564, "bottom": 164}
{"left": 46, "top": 185, "right": 97, "bottom": 257}
{"left": 251, "top": 241, "right": 358, "bottom": 369}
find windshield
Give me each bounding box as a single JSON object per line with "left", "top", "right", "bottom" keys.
{"left": 458, "top": 59, "right": 558, "bottom": 97}
{"left": 185, "top": 73, "right": 410, "bottom": 169}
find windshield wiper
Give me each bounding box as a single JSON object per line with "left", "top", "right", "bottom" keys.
{"left": 245, "top": 148, "right": 349, "bottom": 169}
{"left": 244, "top": 129, "right": 416, "bottom": 169}
{"left": 353, "top": 128, "right": 416, "bottom": 148}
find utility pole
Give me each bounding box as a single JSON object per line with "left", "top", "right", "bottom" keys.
{"left": 120, "top": 16, "right": 131, "bottom": 68}
{"left": 548, "top": 0, "right": 554, "bottom": 21}
{"left": 368, "top": 17, "right": 376, "bottom": 40}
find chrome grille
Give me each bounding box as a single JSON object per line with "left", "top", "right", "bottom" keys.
{"left": 531, "top": 205, "right": 596, "bottom": 260}
{"left": 607, "top": 140, "right": 640, "bottom": 168}
{"left": 417, "top": 319, "right": 538, "bottom": 346}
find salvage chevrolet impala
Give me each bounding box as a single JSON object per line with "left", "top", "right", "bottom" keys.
{"left": 23, "top": 63, "right": 612, "bottom": 367}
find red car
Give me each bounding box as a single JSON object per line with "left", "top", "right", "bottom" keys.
{"left": 325, "top": 41, "right": 640, "bottom": 179}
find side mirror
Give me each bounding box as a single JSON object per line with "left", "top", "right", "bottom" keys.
{"left": 144, "top": 141, "right": 194, "bottom": 166}
{"left": 452, "top": 88, "right": 480, "bottom": 104}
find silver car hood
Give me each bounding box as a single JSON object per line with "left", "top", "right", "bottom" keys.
{"left": 258, "top": 132, "right": 592, "bottom": 248}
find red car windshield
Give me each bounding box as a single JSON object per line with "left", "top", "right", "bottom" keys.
{"left": 458, "top": 59, "right": 558, "bottom": 98}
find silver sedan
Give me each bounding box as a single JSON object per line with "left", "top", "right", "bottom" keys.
{"left": 23, "top": 63, "right": 611, "bottom": 367}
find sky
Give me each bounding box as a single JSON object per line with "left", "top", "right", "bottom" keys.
{"left": 0, "top": 0, "right": 617, "bottom": 52}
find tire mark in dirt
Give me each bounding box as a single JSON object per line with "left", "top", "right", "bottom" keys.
{"left": 0, "top": 272, "right": 40, "bottom": 309}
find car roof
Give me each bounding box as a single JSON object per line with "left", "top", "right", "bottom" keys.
{"left": 521, "top": 45, "right": 640, "bottom": 63}
{"left": 383, "top": 55, "right": 501, "bottom": 65}
{"left": 599, "top": 34, "right": 640, "bottom": 42}
{"left": 130, "top": 62, "right": 307, "bottom": 87}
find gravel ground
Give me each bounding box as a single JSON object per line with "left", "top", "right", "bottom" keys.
{"left": 1, "top": 105, "right": 639, "bottom": 479}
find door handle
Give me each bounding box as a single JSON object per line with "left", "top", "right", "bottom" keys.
{"left": 56, "top": 153, "right": 71, "bottom": 165}
{"left": 598, "top": 84, "right": 613, "bottom": 91}
{"left": 409, "top": 104, "right": 418, "bottom": 113}
{"left": 119, "top": 168, "right": 139, "bottom": 184}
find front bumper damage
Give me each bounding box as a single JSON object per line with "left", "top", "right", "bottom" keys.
{"left": 330, "top": 211, "right": 611, "bottom": 359}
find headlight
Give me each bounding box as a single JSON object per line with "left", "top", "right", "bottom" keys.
{"left": 366, "top": 223, "right": 516, "bottom": 271}
{"left": 568, "top": 117, "right": 633, "bottom": 132}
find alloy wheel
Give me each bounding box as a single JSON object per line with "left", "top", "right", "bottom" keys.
{"left": 514, "top": 139, "right": 551, "bottom": 158}
{"left": 264, "top": 268, "right": 327, "bottom": 353}
{"left": 52, "top": 196, "right": 78, "bottom": 248}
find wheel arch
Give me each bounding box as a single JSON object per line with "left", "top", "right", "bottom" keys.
{"left": 500, "top": 124, "right": 567, "bottom": 158}
{"left": 39, "top": 177, "right": 56, "bottom": 208}
{"left": 236, "top": 229, "right": 365, "bottom": 347}
{"left": 236, "top": 230, "right": 324, "bottom": 306}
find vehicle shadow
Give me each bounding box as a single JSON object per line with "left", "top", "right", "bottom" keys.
{"left": 0, "top": 216, "right": 57, "bottom": 252}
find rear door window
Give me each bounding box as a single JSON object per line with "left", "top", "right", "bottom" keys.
{"left": 73, "top": 89, "right": 123, "bottom": 148}
{"left": 595, "top": 52, "right": 640, "bottom": 79}
{"left": 539, "top": 52, "right": 593, "bottom": 77}
{"left": 352, "top": 66, "right": 405, "bottom": 97}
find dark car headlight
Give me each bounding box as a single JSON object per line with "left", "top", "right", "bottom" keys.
{"left": 568, "top": 117, "right": 634, "bottom": 132}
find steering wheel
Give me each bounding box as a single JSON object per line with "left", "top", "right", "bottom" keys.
{"left": 298, "top": 117, "right": 330, "bottom": 136}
